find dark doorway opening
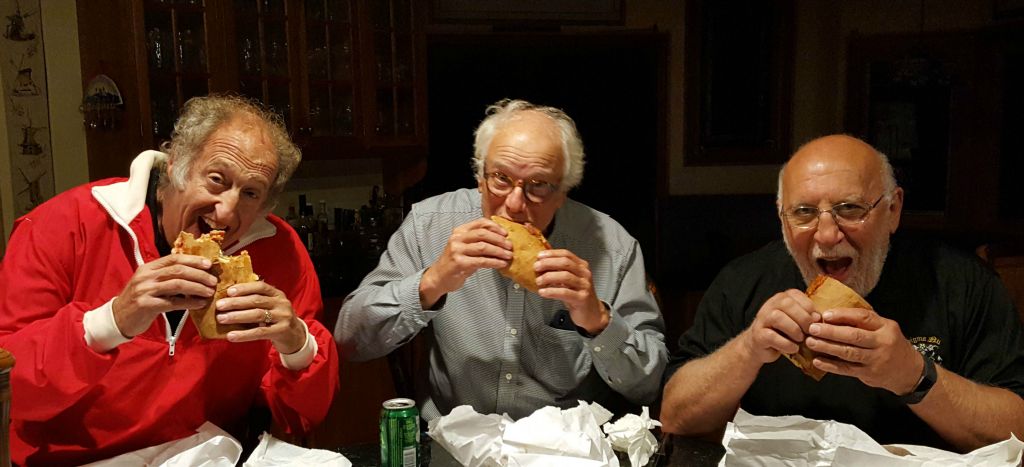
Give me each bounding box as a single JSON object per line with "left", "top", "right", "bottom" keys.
{"left": 422, "top": 34, "right": 666, "bottom": 272}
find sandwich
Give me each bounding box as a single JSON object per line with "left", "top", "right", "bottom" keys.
{"left": 784, "top": 275, "right": 873, "bottom": 381}
{"left": 490, "top": 216, "right": 551, "bottom": 292}
{"left": 172, "top": 230, "right": 260, "bottom": 339}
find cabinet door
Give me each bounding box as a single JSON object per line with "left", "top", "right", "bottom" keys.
{"left": 139, "top": 0, "right": 217, "bottom": 144}
{"left": 299, "top": 0, "right": 361, "bottom": 159}
{"left": 359, "top": 0, "right": 425, "bottom": 146}
{"left": 231, "top": 0, "right": 300, "bottom": 130}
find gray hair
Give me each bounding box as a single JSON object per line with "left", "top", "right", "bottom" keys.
{"left": 472, "top": 98, "right": 585, "bottom": 190}
{"left": 159, "top": 94, "right": 300, "bottom": 209}
{"left": 776, "top": 142, "right": 898, "bottom": 206}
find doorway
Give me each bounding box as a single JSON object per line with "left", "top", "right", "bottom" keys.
{"left": 423, "top": 34, "right": 666, "bottom": 271}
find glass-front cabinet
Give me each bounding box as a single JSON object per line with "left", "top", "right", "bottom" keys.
{"left": 132, "top": 0, "right": 424, "bottom": 159}
{"left": 233, "top": 0, "right": 295, "bottom": 126}
{"left": 363, "top": 0, "right": 419, "bottom": 143}
{"left": 304, "top": 0, "right": 357, "bottom": 139}
{"left": 140, "top": 0, "right": 213, "bottom": 142}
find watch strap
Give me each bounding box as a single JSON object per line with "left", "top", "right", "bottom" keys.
{"left": 899, "top": 354, "right": 937, "bottom": 405}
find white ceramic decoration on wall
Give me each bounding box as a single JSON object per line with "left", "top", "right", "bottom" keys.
{"left": 0, "top": 0, "right": 52, "bottom": 217}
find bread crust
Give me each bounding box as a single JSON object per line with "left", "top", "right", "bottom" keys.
{"left": 490, "top": 216, "right": 551, "bottom": 292}
{"left": 172, "top": 231, "right": 259, "bottom": 339}
{"left": 783, "top": 275, "right": 873, "bottom": 381}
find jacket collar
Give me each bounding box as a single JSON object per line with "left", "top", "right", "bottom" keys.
{"left": 90, "top": 150, "right": 276, "bottom": 253}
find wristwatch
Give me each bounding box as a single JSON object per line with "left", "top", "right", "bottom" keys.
{"left": 899, "top": 354, "right": 937, "bottom": 405}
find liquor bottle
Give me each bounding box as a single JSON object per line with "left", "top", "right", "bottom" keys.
{"left": 316, "top": 200, "right": 329, "bottom": 237}
{"left": 285, "top": 204, "right": 299, "bottom": 230}
{"left": 315, "top": 200, "right": 330, "bottom": 258}
{"left": 298, "top": 203, "right": 314, "bottom": 252}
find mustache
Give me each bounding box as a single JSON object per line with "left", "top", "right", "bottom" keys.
{"left": 812, "top": 242, "right": 858, "bottom": 260}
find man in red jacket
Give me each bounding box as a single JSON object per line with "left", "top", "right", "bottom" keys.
{"left": 0, "top": 95, "right": 339, "bottom": 465}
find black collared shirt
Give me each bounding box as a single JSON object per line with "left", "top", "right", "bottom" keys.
{"left": 145, "top": 170, "right": 185, "bottom": 330}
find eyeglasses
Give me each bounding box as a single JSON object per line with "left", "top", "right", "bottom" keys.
{"left": 781, "top": 194, "right": 887, "bottom": 229}
{"left": 485, "top": 171, "right": 560, "bottom": 203}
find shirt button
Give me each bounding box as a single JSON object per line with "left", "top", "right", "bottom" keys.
{"left": 509, "top": 328, "right": 518, "bottom": 336}
{"left": 513, "top": 283, "right": 521, "bottom": 290}
{"left": 594, "top": 346, "right": 602, "bottom": 352}
{"left": 505, "top": 373, "right": 513, "bottom": 381}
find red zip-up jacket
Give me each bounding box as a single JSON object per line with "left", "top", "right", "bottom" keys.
{"left": 0, "top": 151, "right": 339, "bottom": 465}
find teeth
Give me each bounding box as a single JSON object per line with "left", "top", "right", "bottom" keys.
{"left": 202, "top": 217, "right": 227, "bottom": 230}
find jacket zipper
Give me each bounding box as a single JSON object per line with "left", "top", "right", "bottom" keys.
{"left": 165, "top": 312, "right": 188, "bottom": 357}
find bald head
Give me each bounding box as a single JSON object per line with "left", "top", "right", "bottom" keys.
{"left": 778, "top": 135, "right": 896, "bottom": 206}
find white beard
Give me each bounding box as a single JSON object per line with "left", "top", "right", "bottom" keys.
{"left": 782, "top": 228, "right": 890, "bottom": 297}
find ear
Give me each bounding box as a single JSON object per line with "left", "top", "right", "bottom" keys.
{"left": 886, "top": 187, "right": 904, "bottom": 233}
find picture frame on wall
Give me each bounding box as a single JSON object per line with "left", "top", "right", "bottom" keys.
{"left": 683, "top": 0, "right": 794, "bottom": 166}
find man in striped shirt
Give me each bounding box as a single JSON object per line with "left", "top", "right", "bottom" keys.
{"left": 336, "top": 99, "right": 667, "bottom": 421}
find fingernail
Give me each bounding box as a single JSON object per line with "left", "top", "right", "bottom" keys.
{"left": 201, "top": 259, "right": 212, "bottom": 268}
{"left": 809, "top": 323, "right": 821, "bottom": 335}
{"left": 227, "top": 287, "right": 237, "bottom": 296}
{"left": 217, "top": 314, "right": 227, "bottom": 323}
{"left": 822, "top": 311, "right": 833, "bottom": 321}
{"left": 811, "top": 312, "right": 821, "bottom": 322}
{"left": 536, "top": 251, "right": 548, "bottom": 258}
{"left": 226, "top": 332, "right": 238, "bottom": 342}
{"left": 216, "top": 299, "right": 227, "bottom": 309}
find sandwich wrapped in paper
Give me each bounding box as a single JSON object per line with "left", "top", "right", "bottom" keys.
{"left": 784, "top": 275, "right": 873, "bottom": 381}
{"left": 172, "top": 230, "right": 260, "bottom": 339}
{"left": 490, "top": 216, "right": 551, "bottom": 293}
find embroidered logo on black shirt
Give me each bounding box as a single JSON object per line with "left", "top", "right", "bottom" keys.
{"left": 909, "top": 336, "right": 943, "bottom": 365}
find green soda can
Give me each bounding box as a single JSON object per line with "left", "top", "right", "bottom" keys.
{"left": 380, "top": 398, "right": 420, "bottom": 467}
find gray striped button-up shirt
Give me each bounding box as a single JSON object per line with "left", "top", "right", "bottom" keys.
{"left": 336, "top": 188, "right": 667, "bottom": 420}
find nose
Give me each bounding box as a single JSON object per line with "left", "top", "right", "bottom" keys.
{"left": 813, "top": 211, "right": 845, "bottom": 247}
{"left": 215, "top": 189, "right": 241, "bottom": 219}
{"left": 504, "top": 185, "right": 526, "bottom": 214}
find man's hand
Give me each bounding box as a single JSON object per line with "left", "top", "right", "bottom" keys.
{"left": 113, "top": 254, "right": 217, "bottom": 338}
{"left": 215, "top": 281, "right": 307, "bottom": 355}
{"left": 419, "top": 218, "right": 512, "bottom": 307}
{"left": 805, "top": 307, "right": 924, "bottom": 395}
{"left": 534, "top": 249, "right": 608, "bottom": 335}
{"left": 742, "top": 289, "right": 820, "bottom": 364}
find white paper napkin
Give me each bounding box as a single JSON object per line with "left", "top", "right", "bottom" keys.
{"left": 82, "top": 422, "right": 242, "bottom": 467}
{"left": 603, "top": 406, "right": 662, "bottom": 467}
{"left": 721, "top": 409, "right": 1024, "bottom": 467}
{"left": 428, "top": 402, "right": 632, "bottom": 466}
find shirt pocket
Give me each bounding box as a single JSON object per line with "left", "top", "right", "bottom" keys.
{"left": 521, "top": 321, "right": 590, "bottom": 395}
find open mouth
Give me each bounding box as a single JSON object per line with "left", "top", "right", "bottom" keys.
{"left": 198, "top": 216, "right": 228, "bottom": 235}
{"left": 816, "top": 257, "right": 853, "bottom": 278}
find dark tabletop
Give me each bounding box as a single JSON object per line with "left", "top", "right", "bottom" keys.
{"left": 333, "top": 434, "right": 725, "bottom": 466}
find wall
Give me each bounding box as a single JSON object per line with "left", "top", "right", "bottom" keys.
{"left": 0, "top": 0, "right": 85, "bottom": 253}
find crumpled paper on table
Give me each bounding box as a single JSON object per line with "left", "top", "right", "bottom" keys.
{"left": 602, "top": 406, "right": 662, "bottom": 467}
{"left": 82, "top": 422, "right": 351, "bottom": 467}
{"left": 82, "top": 422, "right": 242, "bottom": 467}
{"left": 431, "top": 401, "right": 660, "bottom": 466}
{"left": 721, "top": 409, "right": 1024, "bottom": 467}
{"left": 243, "top": 431, "right": 351, "bottom": 466}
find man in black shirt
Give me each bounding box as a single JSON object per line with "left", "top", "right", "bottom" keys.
{"left": 660, "top": 135, "right": 1024, "bottom": 451}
